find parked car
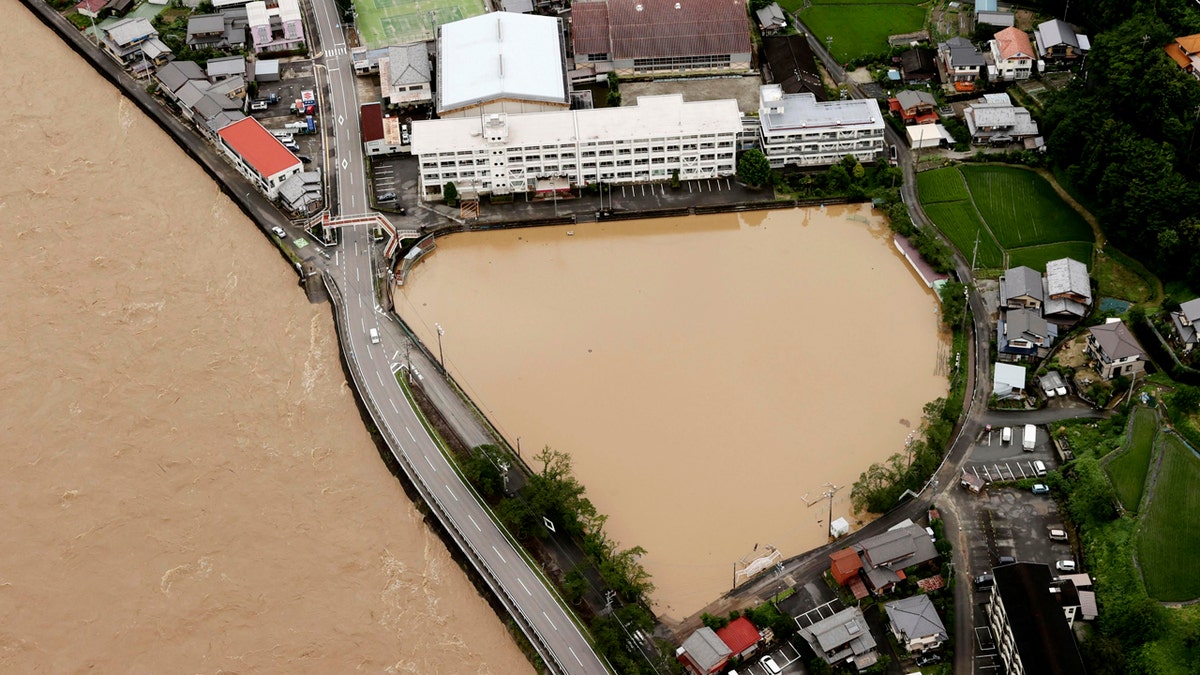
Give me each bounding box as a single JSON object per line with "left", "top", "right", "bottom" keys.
{"left": 759, "top": 655, "right": 782, "bottom": 675}
{"left": 1056, "top": 559, "right": 1077, "bottom": 572}
{"left": 250, "top": 100, "right": 269, "bottom": 111}
{"left": 298, "top": 154, "right": 312, "bottom": 164}
{"left": 379, "top": 191, "right": 397, "bottom": 202}
{"left": 1031, "top": 483, "right": 1050, "bottom": 494}
{"left": 915, "top": 653, "right": 942, "bottom": 667}
{"left": 998, "top": 555, "right": 1016, "bottom": 565}
{"left": 974, "top": 574, "right": 994, "bottom": 590}
{"left": 1049, "top": 529, "right": 1068, "bottom": 541}
{"left": 271, "top": 226, "right": 287, "bottom": 238}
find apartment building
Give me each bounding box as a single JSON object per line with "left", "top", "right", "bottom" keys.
{"left": 411, "top": 94, "right": 741, "bottom": 201}
{"left": 757, "top": 84, "right": 885, "bottom": 169}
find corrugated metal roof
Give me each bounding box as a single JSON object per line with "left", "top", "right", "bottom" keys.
{"left": 437, "top": 12, "right": 567, "bottom": 113}
{"left": 575, "top": 0, "right": 751, "bottom": 61}
{"left": 360, "top": 102, "right": 385, "bottom": 143}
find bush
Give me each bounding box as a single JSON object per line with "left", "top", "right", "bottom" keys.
{"left": 443, "top": 181, "right": 459, "bottom": 207}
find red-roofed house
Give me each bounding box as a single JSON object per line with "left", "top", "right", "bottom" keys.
{"left": 1165, "top": 34, "right": 1200, "bottom": 80}
{"left": 76, "top": 0, "right": 108, "bottom": 18}
{"left": 830, "top": 548, "right": 862, "bottom": 585}
{"left": 990, "top": 27, "right": 1035, "bottom": 81}
{"left": 716, "top": 617, "right": 762, "bottom": 660}
{"left": 217, "top": 117, "right": 302, "bottom": 199}
{"left": 361, "top": 102, "right": 407, "bottom": 156}
{"left": 571, "top": 0, "right": 752, "bottom": 77}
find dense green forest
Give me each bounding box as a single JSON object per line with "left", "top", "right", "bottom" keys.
{"left": 1037, "top": 0, "right": 1200, "bottom": 289}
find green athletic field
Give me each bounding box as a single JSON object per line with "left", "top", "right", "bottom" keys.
{"left": 779, "top": 0, "right": 926, "bottom": 62}
{"left": 354, "top": 0, "right": 486, "bottom": 48}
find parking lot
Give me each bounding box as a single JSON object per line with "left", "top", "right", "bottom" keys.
{"left": 962, "top": 423, "right": 1059, "bottom": 483}
{"left": 248, "top": 58, "right": 323, "bottom": 173}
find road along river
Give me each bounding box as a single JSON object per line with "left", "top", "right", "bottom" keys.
{"left": 0, "top": 4, "right": 532, "bottom": 672}
{"left": 395, "top": 204, "right": 950, "bottom": 620}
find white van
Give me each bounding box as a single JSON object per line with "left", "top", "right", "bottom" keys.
{"left": 1001, "top": 427, "right": 1012, "bottom": 443}
{"left": 1023, "top": 424, "right": 1037, "bottom": 451}
{"left": 369, "top": 328, "right": 380, "bottom": 344}
{"left": 1033, "top": 460, "right": 1047, "bottom": 476}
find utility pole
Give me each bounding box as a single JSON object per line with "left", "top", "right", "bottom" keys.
{"left": 971, "top": 227, "right": 980, "bottom": 271}
{"left": 805, "top": 482, "right": 844, "bottom": 541}
{"left": 434, "top": 322, "right": 445, "bottom": 372}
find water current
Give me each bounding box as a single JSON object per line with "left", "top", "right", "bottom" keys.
{"left": 0, "top": 4, "right": 532, "bottom": 672}
{"left": 396, "top": 206, "right": 949, "bottom": 620}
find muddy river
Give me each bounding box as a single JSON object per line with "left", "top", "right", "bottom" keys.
{"left": 396, "top": 206, "right": 949, "bottom": 620}
{"left": 0, "top": 4, "right": 531, "bottom": 672}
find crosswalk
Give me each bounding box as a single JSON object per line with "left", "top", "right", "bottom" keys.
{"left": 325, "top": 46, "right": 347, "bottom": 57}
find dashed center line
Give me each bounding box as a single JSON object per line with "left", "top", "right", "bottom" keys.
{"left": 492, "top": 545, "right": 507, "bottom": 564}
{"left": 569, "top": 647, "right": 584, "bottom": 667}
{"left": 542, "top": 611, "right": 557, "bottom": 631}
{"left": 468, "top": 514, "right": 482, "bottom": 531}
{"left": 406, "top": 426, "right": 416, "bottom": 442}
{"left": 425, "top": 455, "right": 437, "bottom": 471}
{"left": 517, "top": 577, "right": 531, "bottom": 595}
{"left": 444, "top": 484, "right": 458, "bottom": 501}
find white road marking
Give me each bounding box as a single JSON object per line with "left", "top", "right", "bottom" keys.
{"left": 392, "top": 350, "right": 399, "bottom": 360}
{"left": 542, "top": 611, "right": 557, "bottom": 631}
{"left": 356, "top": 266, "right": 360, "bottom": 282}
{"left": 445, "top": 484, "right": 458, "bottom": 501}
{"left": 406, "top": 426, "right": 416, "bottom": 442}
{"left": 390, "top": 399, "right": 399, "bottom": 413}
{"left": 517, "top": 577, "right": 531, "bottom": 595}
{"left": 468, "top": 514, "right": 482, "bottom": 531}
{"left": 376, "top": 371, "right": 385, "bottom": 387}
{"left": 425, "top": 455, "right": 437, "bottom": 471}
{"left": 360, "top": 316, "right": 365, "bottom": 332}
{"left": 492, "top": 545, "right": 507, "bottom": 564}
{"left": 569, "top": 647, "right": 584, "bottom": 667}
{"left": 327, "top": 67, "right": 340, "bottom": 72}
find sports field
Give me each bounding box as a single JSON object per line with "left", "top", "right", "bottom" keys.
{"left": 781, "top": 0, "right": 926, "bottom": 62}
{"left": 354, "top": 0, "right": 486, "bottom": 48}
{"left": 1105, "top": 407, "right": 1159, "bottom": 513}
{"left": 917, "top": 165, "right": 1094, "bottom": 271}
{"left": 1136, "top": 433, "right": 1200, "bottom": 601}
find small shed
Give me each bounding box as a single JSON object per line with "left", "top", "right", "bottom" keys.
{"left": 254, "top": 58, "right": 280, "bottom": 82}
{"left": 993, "top": 362, "right": 1027, "bottom": 399}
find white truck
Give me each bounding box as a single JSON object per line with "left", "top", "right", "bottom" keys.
{"left": 1023, "top": 424, "right": 1037, "bottom": 451}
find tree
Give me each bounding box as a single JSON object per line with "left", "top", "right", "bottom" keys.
{"left": 462, "top": 444, "right": 504, "bottom": 500}
{"left": 737, "top": 149, "right": 772, "bottom": 188}
{"left": 1169, "top": 385, "right": 1200, "bottom": 414}
{"left": 442, "top": 181, "right": 458, "bottom": 206}
{"left": 938, "top": 281, "right": 968, "bottom": 329}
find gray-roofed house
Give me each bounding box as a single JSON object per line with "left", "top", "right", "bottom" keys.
{"left": 999, "top": 307, "right": 1050, "bottom": 357}
{"left": 884, "top": 595, "right": 948, "bottom": 653}
{"left": 676, "top": 626, "right": 731, "bottom": 674}
{"left": 156, "top": 60, "right": 207, "bottom": 103}
{"left": 964, "top": 93, "right": 1039, "bottom": 145}
{"left": 202, "top": 110, "right": 246, "bottom": 140}
{"left": 939, "top": 37, "right": 985, "bottom": 91}
{"left": 99, "top": 17, "right": 159, "bottom": 65}
{"left": 1170, "top": 298, "right": 1200, "bottom": 352}
{"left": 1087, "top": 319, "right": 1146, "bottom": 380}
{"left": 988, "top": 563, "right": 1086, "bottom": 675}
{"left": 1000, "top": 265, "right": 1044, "bottom": 309}
{"left": 1043, "top": 257, "right": 1092, "bottom": 323}
{"left": 977, "top": 10, "right": 1015, "bottom": 28}
{"left": 174, "top": 80, "right": 211, "bottom": 120}
{"left": 187, "top": 13, "right": 226, "bottom": 47}
{"left": 1035, "top": 19, "right": 1090, "bottom": 62}
{"left": 854, "top": 523, "right": 939, "bottom": 594}
{"left": 755, "top": 2, "right": 787, "bottom": 36}
{"left": 207, "top": 55, "right": 247, "bottom": 82}
{"left": 501, "top": 0, "right": 534, "bottom": 11}
{"left": 254, "top": 58, "right": 280, "bottom": 82}
{"left": 139, "top": 37, "right": 173, "bottom": 66}
{"left": 380, "top": 43, "right": 432, "bottom": 108}
{"left": 799, "top": 607, "right": 879, "bottom": 669}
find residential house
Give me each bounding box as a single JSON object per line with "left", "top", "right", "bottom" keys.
{"left": 715, "top": 617, "right": 762, "bottom": 660}
{"left": 829, "top": 547, "right": 869, "bottom": 599}
{"left": 939, "top": 37, "right": 985, "bottom": 92}
{"left": 277, "top": 169, "right": 323, "bottom": 213}
{"left": 98, "top": 17, "right": 160, "bottom": 66}
{"left": 361, "top": 102, "right": 408, "bottom": 156}
{"left": 187, "top": 13, "right": 226, "bottom": 48}
{"left": 755, "top": 2, "right": 787, "bottom": 36}
{"left": 757, "top": 84, "right": 885, "bottom": 169}
{"left": 1087, "top": 319, "right": 1146, "bottom": 380}
{"left": 437, "top": 12, "right": 569, "bottom": 118}
{"left": 883, "top": 595, "right": 948, "bottom": 653}
{"left": 1165, "top": 34, "right": 1200, "bottom": 79}
{"left": 351, "top": 46, "right": 390, "bottom": 75}
{"left": 888, "top": 89, "right": 938, "bottom": 125}
{"left": 1042, "top": 257, "right": 1092, "bottom": 324}
{"left": 412, "top": 94, "right": 740, "bottom": 200}
{"left": 155, "top": 59, "right": 207, "bottom": 105}
{"left": 899, "top": 47, "right": 940, "bottom": 83}
{"left": 990, "top": 26, "right": 1035, "bottom": 81}
{"left": 1035, "top": 19, "right": 1090, "bottom": 63}
{"left": 999, "top": 308, "right": 1051, "bottom": 358}
{"left": 798, "top": 607, "right": 879, "bottom": 670}
{"left": 1170, "top": 297, "right": 1200, "bottom": 352}
{"left": 999, "top": 265, "right": 1043, "bottom": 309}
{"left": 206, "top": 55, "right": 246, "bottom": 82}
{"left": 963, "top": 93, "right": 1039, "bottom": 145}
{"left": 761, "top": 35, "right": 824, "bottom": 98}
{"left": 1056, "top": 574, "right": 1098, "bottom": 623}
{"left": 993, "top": 362, "right": 1026, "bottom": 399}
{"left": 988, "top": 563, "right": 1087, "bottom": 675}
{"left": 855, "top": 522, "right": 940, "bottom": 594}
{"left": 216, "top": 117, "right": 302, "bottom": 199}
{"left": 246, "top": 0, "right": 304, "bottom": 54}
{"left": 906, "top": 123, "right": 953, "bottom": 149}
{"left": 676, "top": 626, "right": 731, "bottom": 675}
{"left": 75, "top": 0, "right": 108, "bottom": 19}
{"left": 379, "top": 43, "right": 432, "bottom": 109}
{"left": 571, "top": 0, "right": 752, "bottom": 78}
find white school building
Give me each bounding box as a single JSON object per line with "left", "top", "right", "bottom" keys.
{"left": 757, "top": 85, "right": 886, "bottom": 168}
{"left": 411, "top": 94, "right": 742, "bottom": 201}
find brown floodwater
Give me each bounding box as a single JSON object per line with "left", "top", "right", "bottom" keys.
{"left": 0, "top": 5, "right": 531, "bottom": 672}
{"left": 396, "top": 206, "right": 949, "bottom": 620}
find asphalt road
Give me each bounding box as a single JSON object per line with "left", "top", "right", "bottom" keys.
{"left": 303, "top": 4, "right": 609, "bottom": 673}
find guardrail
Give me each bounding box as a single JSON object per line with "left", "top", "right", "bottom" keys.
{"left": 322, "top": 271, "right": 596, "bottom": 675}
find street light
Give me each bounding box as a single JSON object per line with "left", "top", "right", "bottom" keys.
{"left": 434, "top": 322, "right": 445, "bottom": 371}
